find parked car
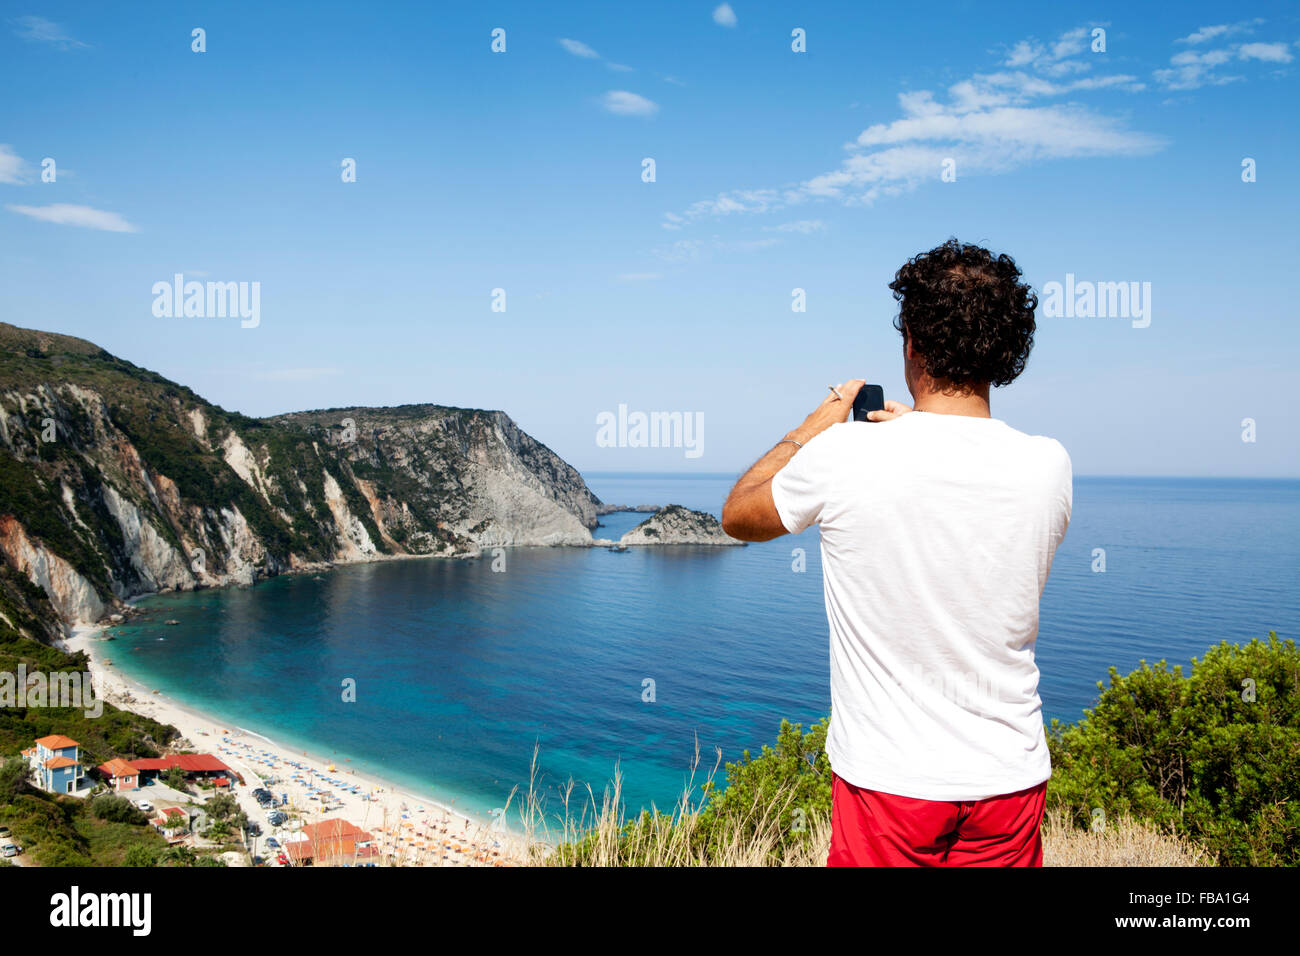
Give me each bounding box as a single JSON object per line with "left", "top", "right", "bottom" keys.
{"left": 0, "top": 826, "right": 11, "bottom": 839}
{"left": 276, "top": 853, "right": 289, "bottom": 866}
{"left": 265, "top": 837, "right": 280, "bottom": 849}
{"left": 268, "top": 812, "right": 287, "bottom": 826}
{"left": 136, "top": 800, "right": 153, "bottom": 812}
{"left": 245, "top": 822, "right": 262, "bottom": 836}
{"left": 2, "top": 843, "right": 19, "bottom": 858}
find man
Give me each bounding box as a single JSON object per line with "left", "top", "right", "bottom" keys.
{"left": 721, "top": 239, "right": 1072, "bottom": 867}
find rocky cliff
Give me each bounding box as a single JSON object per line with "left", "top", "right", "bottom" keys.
{"left": 619, "top": 505, "right": 746, "bottom": 547}
{"left": 0, "top": 323, "right": 603, "bottom": 642}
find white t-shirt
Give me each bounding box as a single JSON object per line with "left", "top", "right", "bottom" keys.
{"left": 770, "top": 411, "right": 1072, "bottom": 801}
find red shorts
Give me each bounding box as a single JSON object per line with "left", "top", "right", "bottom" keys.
{"left": 828, "top": 772, "right": 1047, "bottom": 866}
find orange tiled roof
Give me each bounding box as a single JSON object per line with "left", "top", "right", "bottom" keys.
{"left": 301, "top": 818, "right": 372, "bottom": 842}
{"left": 98, "top": 758, "right": 138, "bottom": 778}
{"left": 288, "top": 818, "right": 375, "bottom": 863}
{"left": 44, "top": 756, "right": 79, "bottom": 769}
{"left": 35, "top": 734, "right": 80, "bottom": 750}
{"left": 128, "top": 754, "right": 230, "bottom": 773}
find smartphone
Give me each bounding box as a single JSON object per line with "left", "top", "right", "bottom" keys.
{"left": 852, "top": 384, "right": 885, "bottom": 422}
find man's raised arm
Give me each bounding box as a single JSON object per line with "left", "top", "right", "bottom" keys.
{"left": 721, "top": 379, "right": 867, "bottom": 542}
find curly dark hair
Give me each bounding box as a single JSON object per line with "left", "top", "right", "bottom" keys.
{"left": 888, "top": 239, "right": 1037, "bottom": 389}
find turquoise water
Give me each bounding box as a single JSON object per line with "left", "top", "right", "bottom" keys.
{"left": 107, "top": 475, "right": 1300, "bottom": 822}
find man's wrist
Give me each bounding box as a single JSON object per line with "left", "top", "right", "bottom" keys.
{"left": 784, "top": 427, "right": 815, "bottom": 445}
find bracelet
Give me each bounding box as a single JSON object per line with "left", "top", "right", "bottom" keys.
{"left": 778, "top": 438, "right": 803, "bottom": 449}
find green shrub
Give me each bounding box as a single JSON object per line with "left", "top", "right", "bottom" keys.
{"left": 88, "top": 793, "right": 146, "bottom": 825}
{"left": 0, "top": 755, "right": 29, "bottom": 804}
{"left": 1047, "top": 631, "right": 1300, "bottom": 866}
{"left": 122, "top": 843, "right": 157, "bottom": 867}
{"left": 692, "top": 716, "right": 831, "bottom": 861}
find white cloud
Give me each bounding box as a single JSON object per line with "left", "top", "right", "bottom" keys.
{"left": 662, "top": 189, "right": 781, "bottom": 228}
{"left": 559, "top": 38, "right": 599, "bottom": 59}
{"left": 652, "top": 235, "right": 777, "bottom": 262}
{"left": 1001, "top": 26, "right": 1101, "bottom": 78}
{"left": 765, "top": 220, "right": 826, "bottom": 234}
{"left": 562, "top": 39, "right": 638, "bottom": 76}
{"left": 600, "top": 90, "right": 659, "bottom": 116}
{"left": 1156, "top": 33, "right": 1291, "bottom": 89}
{"left": 654, "top": 238, "right": 706, "bottom": 262}
{"left": 9, "top": 16, "right": 88, "bottom": 50}
{"left": 0, "top": 145, "right": 27, "bottom": 184}
{"left": 1176, "top": 20, "right": 1263, "bottom": 45}
{"left": 7, "top": 203, "right": 138, "bottom": 232}
{"left": 1171, "top": 48, "right": 1234, "bottom": 67}
{"left": 661, "top": 30, "right": 1163, "bottom": 229}
{"left": 713, "top": 4, "right": 737, "bottom": 28}
{"left": 1237, "top": 42, "right": 1293, "bottom": 63}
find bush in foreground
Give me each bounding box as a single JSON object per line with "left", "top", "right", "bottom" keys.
{"left": 1047, "top": 631, "right": 1299, "bottom": 866}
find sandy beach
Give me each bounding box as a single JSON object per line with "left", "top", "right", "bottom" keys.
{"left": 63, "top": 624, "right": 531, "bottom": 867}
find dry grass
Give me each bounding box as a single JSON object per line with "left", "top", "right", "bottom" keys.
{"left": 1041, "top": 808, "right": 1211, "bottom": 867}
{"left": 503, "top": 748, "right": 1210, "bottom": 866}
{"left": 503, "top": 743, "right": 833, "bottom": 866}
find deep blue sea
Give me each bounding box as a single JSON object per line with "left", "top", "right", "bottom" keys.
{"left": 107, "top": 475, "right": 1299, "bottom": 824}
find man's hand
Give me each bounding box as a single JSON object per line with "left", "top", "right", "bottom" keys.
{"left": 721, "top": 380, "right": 866, "bottom": 542}
{"left": 787, "top": 380, "right": 867, "bottom": 444}
{"left": 866, "top": 399, "right": 913, "bottom": 422}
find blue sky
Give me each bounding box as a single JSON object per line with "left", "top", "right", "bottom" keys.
{"left": 1, "top": 1, "right": 1297, "bottom": 476}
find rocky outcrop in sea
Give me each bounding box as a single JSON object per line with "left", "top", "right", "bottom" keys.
{"left": 618, "top": 505, "right": 746, "bottom": 547}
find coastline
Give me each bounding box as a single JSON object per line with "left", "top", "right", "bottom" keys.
{"left": 63, "top": 621, "right": 532, "bottom": 866}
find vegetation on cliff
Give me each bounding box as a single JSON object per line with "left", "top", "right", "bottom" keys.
{"left": 0, "top": 617, "right": 190, "bottom": 866}
{"left": 0, "top": 322, "right": 601, "bottom": 643}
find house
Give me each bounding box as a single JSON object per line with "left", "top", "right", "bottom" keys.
{"left": 151, "top": 806, "right": 191, "bottom": 843}
{"left": 128, "top": 754, "right": 239, "bottom": 786}
{"left": 96, "top": 758, "right": 141, "bottom": 792}
{"left": 24, "top": 735, "right": 85, "bottom": 794}
{"left": 283, "top": 818, "right": 374, "bottom": 866}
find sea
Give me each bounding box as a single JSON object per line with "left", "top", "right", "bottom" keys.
{"left": 105, "top": 475, "right": 1300, "bottom": 824}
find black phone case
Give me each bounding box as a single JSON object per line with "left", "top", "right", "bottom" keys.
{"left": 852, "top": 385, "right": 885, "bottom": 422}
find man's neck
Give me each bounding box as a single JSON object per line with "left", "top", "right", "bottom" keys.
{"left": 911, "top": 385, "right": 992, "bottom": 418}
